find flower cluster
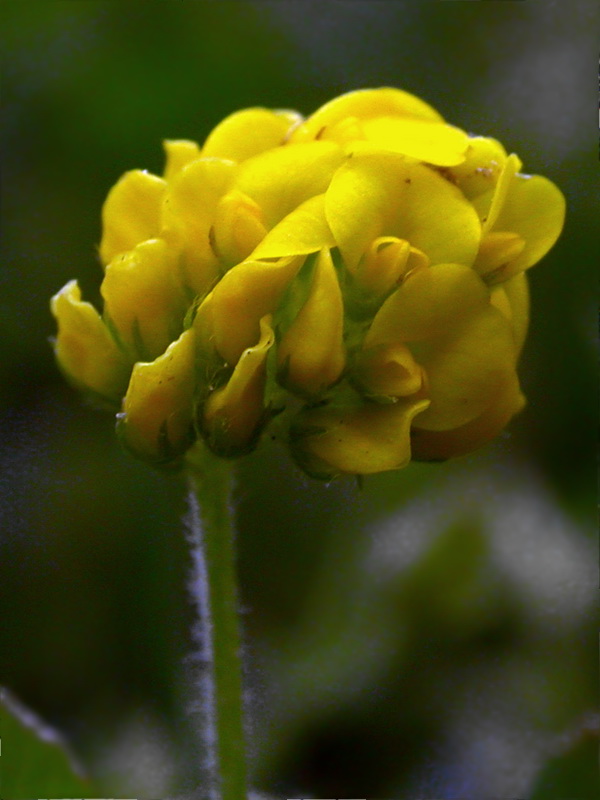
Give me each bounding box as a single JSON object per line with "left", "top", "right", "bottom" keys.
{"left": 51, "top": 88, "right": 565, "bottom": 478}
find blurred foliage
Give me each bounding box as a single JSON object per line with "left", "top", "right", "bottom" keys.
{"left": 1, "top": 1, "right": 597, "bottom": 798}
{"left": 0, "top": 690, "right": 97, "bottom": 797}
{"left": 529, "top": 718, "right": 600, "bottom": 800}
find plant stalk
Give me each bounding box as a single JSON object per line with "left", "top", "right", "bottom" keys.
{"left": 186, "top": 445, "right": 247, "bottom": 800}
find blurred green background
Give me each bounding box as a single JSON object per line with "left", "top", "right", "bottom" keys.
{"left": 1, "top": 1, "right": 597, "bottom": 798}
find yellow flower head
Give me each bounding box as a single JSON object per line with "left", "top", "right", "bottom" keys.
{"left": 51, "top": 88, "right": 565, "bottom": 477}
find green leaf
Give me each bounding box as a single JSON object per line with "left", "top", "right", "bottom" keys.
{"left": 0, "top": 688, "right": 95, "bottom": 798}
{"left": 529, "top": 719, "right": 600, "bottom": 800}
{"left": 396, "top": 515, "right": 504, "bottom": 641}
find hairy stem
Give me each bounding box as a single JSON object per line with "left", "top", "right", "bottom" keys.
{"left": 186, "top": 444, "right": 247, "bottom": 800}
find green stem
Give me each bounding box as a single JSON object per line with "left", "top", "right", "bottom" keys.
{"left": 186, "top": 444, "right": 247, "bottom": 800}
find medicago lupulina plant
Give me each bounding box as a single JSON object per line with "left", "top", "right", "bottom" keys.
{"left": 51, "top": 88, "right": 565, "bottom": 798}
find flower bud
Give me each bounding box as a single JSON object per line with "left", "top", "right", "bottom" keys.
{"left": 201, "top": 316, "right": 275, "bottom": 456}
{"left": 162, "top": 139, "right": 202, "bottom": 181}
{"left": 118, "top": 329, "right": 196, "bottom": 464}
{"left": 277, "top": 248, "right": 345, "bottom": 397}
{"left": 291, "top": 396, "right": 431, "bottom": 480}
{"left": 200, "top": 107, "right": 301, "bottom": 162}
{"left": 194, "top": 254, "right": 304, "bottom": 366}
{"left": 161, "top": 157, "right": 237, "bottom": 295}
{"left": 51, "top": 280, "right": 131, "bottom": 406}
{"left": 101, "top": 238, "right": 187, "bottom": 362}
{"left": 99, "top": 170, "right": 166, "bottom": 266}
{"left": 353, "top": 343, "right": 424, "bottom": 400}
{"left": 353, "top": 236, "right": 429, "bottom": 297}
{"left": 211, "top": 190, "right": 268, "bottom": 268}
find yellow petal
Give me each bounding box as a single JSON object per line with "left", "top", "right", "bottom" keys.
{"left": 201, "top": 108, "right": 300, "bottom": 162}
{"left": 202, "top": 316, "right": 274, "bottom": 456}
{"left": 325, "top": 153, "right": 481, "bottom": 271}
{"left": 211, "top": 190, "right": 268, "bottom": 268}
{"left": 476, "top": 153, "right": 522, "bottom": 233}
{"left": 163, "top": 139, "right": 202, "bottom": 182}
{"left": 235, "top": 141, "right": 345, "bottom": 228}
{"left": 194, "top": 255, "right": 304, "bottom": 365}
{"left": 353, "top": 236, "right": 424, "bottom": 295}
{"left": 314, "top": 115, "right": 366, "bottom": 146}
{"left": 101, "top": 238, "right": 186, "bottom": 361}
{"left": 276, "top": 108, "right": 305, "bottom": 128}
{"left": 99, "top": 170, "right": 166, "bottom": 265}
{"left": 448, "top": 136, "right": 507, "bottom": 199}
{"left": 411, "top": 372, "right": 525, "bottom": 461}
{"left": 289, "top": 87, "right": 443, "bottom": 143}
{"left": 51, "top": 280, "right": 131, "bottom": 403}
{"left": 277, "top": 248, "right": 345, "bottom": 396}
{"left": 250, "top": 194, "right": 335, "bottom": 259}
{"left": 365, "top": 263, "right": 489, "bottom": 346}
{"left": 161, "top": 157, "right": 237, "bottom": 294}
{"left": 119, "top": 329, "right": 196, "bottom": 463}
{"left": 488, "top": 172, "right": 566, "bottom": 275}
{"left": 474, "top": 231, "right": 526, "bottom": 283}
{"left": 324, "top": 154, "right": 393, "bottom": 270}
{"left": 413, "top": 305, "right": 518, "bottom": 431}
{"left": 291, "top": 396, "right": 430, "bottom": 477}
{"left": 353, "top": 343, "right": 424, "bottom": 399}
{"left": 358, "top": 117, "right": 470, "bottom": 166}
{"left": 493, "top": 272, "right": 530, "bottom": 357}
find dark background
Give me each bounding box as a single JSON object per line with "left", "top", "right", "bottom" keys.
{"left": 1, "top": 1, "right": 597, "bottom": 797}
